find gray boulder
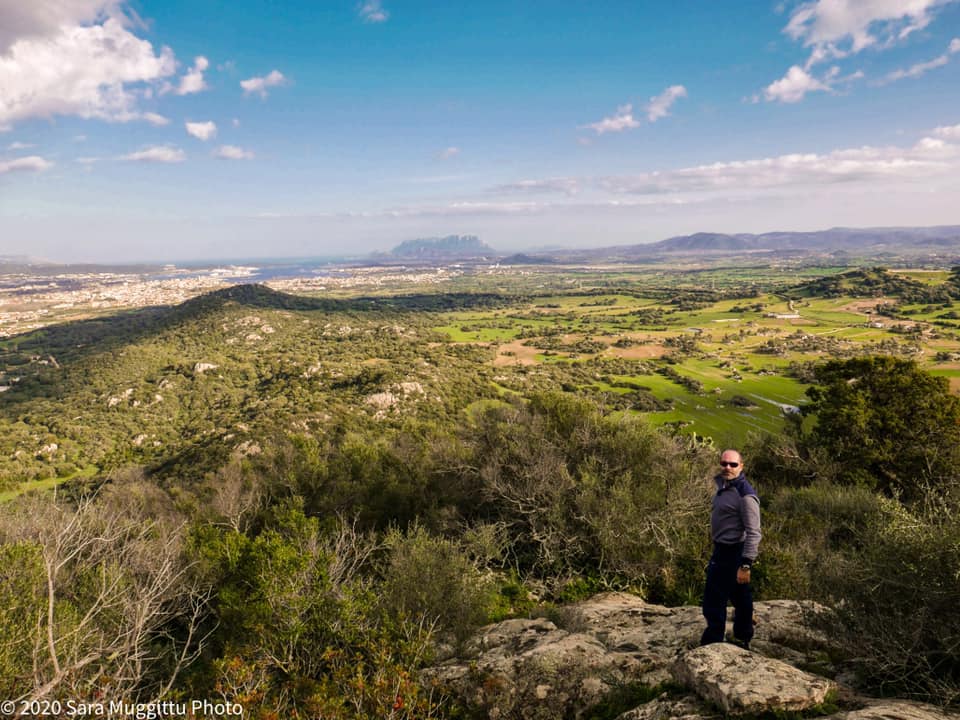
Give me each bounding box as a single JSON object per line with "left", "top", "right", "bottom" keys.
{"left": 425, "top": 592, "right": 956, "bottom": 719}
{"left": 672, "top": 642, "right": 835, "bottom": 714}
{"left": 614, "top": 695, "right": 958, "bottom": 720}
{"left": 425, "top": 616, "right": 628, "bottom": 718}
{"left": 615, "top": 693, "right": 719, "bottom": 719}
{"left": 827, "top": 700, "right": 959, "bottom": 719}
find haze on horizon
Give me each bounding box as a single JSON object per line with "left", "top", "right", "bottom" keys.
{"left": 1, "top": 0, "right": 959, "bottom": 264}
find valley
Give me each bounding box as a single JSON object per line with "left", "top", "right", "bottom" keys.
{"left": 3, "top": 260, "right": 960, "bottom": 491}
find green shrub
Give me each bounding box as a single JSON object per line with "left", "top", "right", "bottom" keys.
{"left": 487, "top": 573, "right": 536, "bottom": 622}
{"left": 0, "top": 542, "right": 45, "bottom": 695}
{"left": 381, "top": 524, "right": 498, "bottom": 644}
{"left": 557, "top": 575, "right": 608, "bottom": 603}
{"left": 464, "top": 392, "right": 715, "bottom": 596}
{"left": 191, "top": 506, "right": 448, "bottom": 719}
{"left": 754, "top": 483, "right": 883, "bottom": 599}
{"left": 583, "top": 683, "right": 676, "bottom": 720}
{"left": 818, "top": 499, "right": 960, "bottom": 706}
{"left": 800, "top": 357, "right": 960, "bottom": 502}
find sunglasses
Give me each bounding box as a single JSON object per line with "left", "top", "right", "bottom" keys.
{"left": 719, "top": 461, "right": 740, "bottom": 468}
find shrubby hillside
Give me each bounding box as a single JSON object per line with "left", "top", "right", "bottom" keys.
{"left": 0, "top": 285, "right": 512, "bottom": 486}
{"left": 0, "top": 283, "right": 958, "bottom": 716}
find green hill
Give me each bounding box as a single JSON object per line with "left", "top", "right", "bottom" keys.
{"left": 0, "top": 285, "right": 502, "bottom": 488}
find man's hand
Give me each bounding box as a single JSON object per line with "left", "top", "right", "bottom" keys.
{"left": 736, "top": 566, "right": 751, "bottom": 584}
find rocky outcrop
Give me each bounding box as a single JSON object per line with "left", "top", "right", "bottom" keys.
{"left": 672, "top": 643, "right": 835, "bottom": 714}
{"left": 426, "top": 592, "right": 958, "bottom": 719}
{"left": 426, "top": 617, "right": 620, "bottom": 717}
{"left": 617, "top": 695, "right": 718, "bottom": 719}
{"left": 617, "top": 695, "right": 955, "bottom": 720}
{"left": 827, "top": 702, "right": 957, "bottom": 719}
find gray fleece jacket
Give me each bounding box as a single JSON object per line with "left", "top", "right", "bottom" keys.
{"left": 711, "top": 472, "right": 761, "bottom": 563}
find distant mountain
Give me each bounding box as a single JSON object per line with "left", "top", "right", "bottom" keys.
{"left": 0, "top": 255, "right": 56, "bottom": 271}
{"left": 652, "top": 232, "right": 759, "bottom": 252}
{"left": 501, "top": 253, "right": 555, "bottom": 265}
{"left": 390, "top": 235, "right": 494, "bottom": 259}
{"left": 500, "top": 225, "right": 960, "bottom": 264}
{"left": 647, "top": 226, "right": 960, "bottom": 254}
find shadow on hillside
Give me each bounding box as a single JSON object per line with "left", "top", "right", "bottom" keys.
{"left": 0, "top": 283, "right": 516, "bottom": 379}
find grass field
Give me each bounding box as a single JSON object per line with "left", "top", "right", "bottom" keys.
{"left": 431, "top": 272, "right": 960, "bottom": 446}
{"left": 0, "top": 465, "right": 99, "bottom": 502}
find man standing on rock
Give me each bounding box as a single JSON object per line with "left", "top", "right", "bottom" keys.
{"left": 701, "top": 448, "right": 761, "bottom": 649}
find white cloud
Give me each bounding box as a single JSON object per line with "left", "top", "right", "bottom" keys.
{"left": 933, "top": 123, "right": 960, "bottom": 139}
{"left": 232, "top": 118, "right": 240, "bottom": 127}
{"left": 883, "top": 37, "right": 960, "bottom": 82}
{"left": 359, "top": 0, "right": 389, "bottom": 23}
{"left": 120, "top": 145, "right": 185, "bottom": 163}
{"left": 490, "top": 178, "right": 580, "bottom": 196}
{"left": 646, "top": 85, "right": 687, "bottom": 122}
{"left": 885, "top": 55, "right": 949, "bottom": 82}
{"left": 176, "top": 55, "right": 209, "bottom": 95}
{"left": 240, "top": 69, "right": 287, "bottom": 98}
{"left": 764, "top": 1, "right": 959, "bottom": 103}
{"left": 0, "top": 0, "right": 124, "bottom": 54}
{"left": 482, "top": 131, "right": 960, "bottom": 207}
{"left": 0, "top": 14, "right": 177, "bottom": 129}
{"left": 143, "top": 112, "right": 169, "bottom": 126}
{"left": 785, "top": 0, "right": 957, "bottom": 66}
{"left": 438, "top": 146, "right": 460, "bottom": 159}
{"left": 583, "top": 104, "right": 641, "bottom": 135}
{"left": 213, "top": 145, "right": 254, "bottom": 160}
{"left": 0, "top": 155, "right": 53, "bottom": 174}
{"left": 764, "top": 65, "right": 832, "bottom": 103}
{"left": 75, "top": 156, "right": 99, "bottom": 164}
{"left": 581, "top": 90, "right": 685, "bottom": 134}
{"left": 597, "top": 139, "right": 958, "bottom": 196}
{"left": 379, "top": 201, "right": 545, "bottom": 218}
{"left": 185, "top": 120, "right": 217, "bottom": 141}
{"left": 7, "top": 141, "right": 34, "bottom": 150}
{"left": 915, "top": 137, "right": 946, "bottom": 151}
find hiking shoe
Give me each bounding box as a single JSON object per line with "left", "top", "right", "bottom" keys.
{"left": 726, "top": 635, "right": 750, "bottom": 651}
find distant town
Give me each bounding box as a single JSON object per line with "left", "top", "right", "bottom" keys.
{"left": 5, "top": 224, "right": 960, "bottom": 338}
{"left": 0, "top": 263, "right": 463, "bottom": 337}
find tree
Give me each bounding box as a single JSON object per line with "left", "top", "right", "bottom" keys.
{"left": 802, "top": 356, "right": 960, "bottom": 502}
{"left": 0, "top": 484, "right": 211, "bottom": 706}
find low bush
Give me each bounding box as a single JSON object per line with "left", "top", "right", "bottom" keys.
{"left": 817, "top": 499, "right": 960, "bottom": 706}
{"left": 380, "top": 524, "right": 499, "bottom": 645}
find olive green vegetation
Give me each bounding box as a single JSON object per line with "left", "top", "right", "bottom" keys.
{"left": 1, "top": 268, "right": 960, "bottom": 713}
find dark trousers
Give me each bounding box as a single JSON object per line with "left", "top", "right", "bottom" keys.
{"left": 700, "top": 541, "right": 753, "bottom": 646}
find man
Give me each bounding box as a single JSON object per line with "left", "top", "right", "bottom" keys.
{"left": 700, "top": 448, "right": 761, "bottom": 649}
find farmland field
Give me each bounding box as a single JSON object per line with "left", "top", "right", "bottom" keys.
{"left": 423, "top": 264, "right": 960, "bottom": 447}
{"left": 4, "top": 261, "right": 960, "bottom": 486}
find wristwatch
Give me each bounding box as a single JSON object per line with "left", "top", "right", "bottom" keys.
{"left": 739, "top": 564, "right": 752, "bottom": 570}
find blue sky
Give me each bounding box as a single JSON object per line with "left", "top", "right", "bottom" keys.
{"left": 1, "top": 0, "right": 959, "bottom": 262}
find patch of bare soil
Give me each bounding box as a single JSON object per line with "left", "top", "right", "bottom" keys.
{"left": 494, "top": 340, "right": 541, "bottom": 366}
{"left": 606, "top": 343, "right": 668, "bottom": 359}
{"left": 839, "top": 298, "right": 891, "bottom": 313}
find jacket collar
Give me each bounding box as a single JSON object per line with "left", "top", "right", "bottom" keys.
{"left": 715, "top": 471, "right": 746, "bottom": 490}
